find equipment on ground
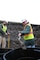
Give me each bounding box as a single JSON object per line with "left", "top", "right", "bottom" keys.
{"left": 18, "top": 31, "right": 26, "bottom": 50}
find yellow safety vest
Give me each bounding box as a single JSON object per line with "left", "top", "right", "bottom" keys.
{"left": 2, "top": 25, "right": 7, "bottom": 33}
{"left": 23, "top": 23, "right": 34, "bottom": 40}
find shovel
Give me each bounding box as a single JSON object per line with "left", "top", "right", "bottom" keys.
{"left": 8, "top": 33, "right": 10, "bottom": 48}
{"left": 18, "top": 34, "right": 27, "bottom": 50}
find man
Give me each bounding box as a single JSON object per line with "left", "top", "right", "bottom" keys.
{"left": 0, "top": 21, "right": 8, "bottom": 48}
{"left": 18, "top": 19, "right": 35, "bottom": 48}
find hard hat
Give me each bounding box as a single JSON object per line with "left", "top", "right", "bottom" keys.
{"left": 22, "top": 19, "right": 29, "bottom": 24}
{"left": 3, "top": 21, "right": 7, "bottom": 24}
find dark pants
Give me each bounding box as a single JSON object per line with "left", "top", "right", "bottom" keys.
{"left": 24, "top": 39, "right": 35, "bottom": 48}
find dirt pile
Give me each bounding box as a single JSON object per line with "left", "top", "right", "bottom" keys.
{"left": 0, "top": 21, "right": 40, "bottom": 49}
{"left": 8, "top": 22, "right": 40, "bottom": 49}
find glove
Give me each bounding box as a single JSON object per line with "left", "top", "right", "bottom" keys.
{"left": 18, "top": 32, "right": 21, "bottom": 37}
{"left": 5, "top": 33, "right": 8, "bottom": 35}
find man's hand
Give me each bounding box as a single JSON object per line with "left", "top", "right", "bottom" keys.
{"left": 18, "top": 32, "right": 21, "bottom": 37}
{"left": 7, "top": 32, "right": 10, "bottom": 35}
{"left": 5, "top": 33, "right": 8, "bottom": 35}
{"left": 5, "top": 32, "right": 10, "bottom": 36}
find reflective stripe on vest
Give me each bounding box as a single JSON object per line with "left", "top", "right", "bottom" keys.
{"left": 23, "top": 24, "right": 34, "bottom": 40}
{"left": 2, "top": 25, "right": 7, "bottom": 33}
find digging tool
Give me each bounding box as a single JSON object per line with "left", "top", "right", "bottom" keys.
{"left": 8, "top": 33, "right": 10, "bottom": 48}
{"left": 18, "top": 32, "right": 26, "bottom": 50}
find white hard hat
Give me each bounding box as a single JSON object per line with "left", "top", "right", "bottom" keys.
{"left": 22, "top": 19, "right": 29, "bottom": 24}
{"left": 3, "top": 21, "right": 8, "bottom": 24}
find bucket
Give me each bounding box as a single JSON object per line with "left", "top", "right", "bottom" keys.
{"left": 3, "top": 48, "right": 40, "bottom": 60}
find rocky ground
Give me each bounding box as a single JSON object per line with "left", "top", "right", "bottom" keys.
{"left": 0, "top": 21, "right": 40, "bottom": 49}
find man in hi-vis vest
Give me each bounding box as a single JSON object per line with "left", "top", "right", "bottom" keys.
{"left": 0, "top": 21, "right": 8, "bottom": 48}
{"left": 18, "top": 19, "right": 35, "bottom": 48}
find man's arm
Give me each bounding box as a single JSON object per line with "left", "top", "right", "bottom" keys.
{"left": 21, "top": 26, "right": 30, "bottom": 36}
